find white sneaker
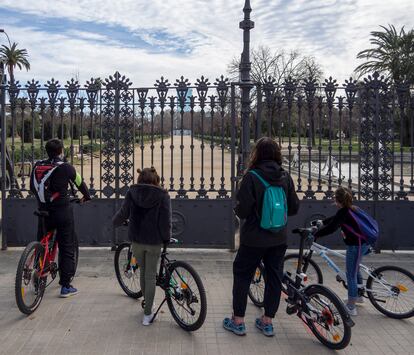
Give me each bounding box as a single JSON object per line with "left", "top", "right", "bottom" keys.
{"left": 142, "top": 313, "right": 155, "bottom": 326}
{"left": 355, "top": 297, "right": 364, "bottom": 305}
{"left": 345, "top": 304, "right": 357, "bottom": 316}
{"left": 343, "top": 297, "right": 364, "bottom": 305}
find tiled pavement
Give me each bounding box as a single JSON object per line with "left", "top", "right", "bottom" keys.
{"left": 0, "top": 249, "right": 413, "bottom": 355}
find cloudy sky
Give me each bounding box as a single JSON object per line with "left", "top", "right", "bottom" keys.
{"left": 0, "top": 0, "right": 412, "bottom": 87}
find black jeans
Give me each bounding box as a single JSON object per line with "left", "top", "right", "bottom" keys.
{"left": 232, "top": 244, "right": 287, "bottom": 318}
{"left": 38, "top": 205, "right": 76, "bottom": 287}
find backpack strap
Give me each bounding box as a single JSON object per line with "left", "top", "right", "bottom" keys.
{"left": 342, "top": 223, "right": 368, "bottom": 242}
{"left": 249, "top": 170, "right": 270, "bottom": 188}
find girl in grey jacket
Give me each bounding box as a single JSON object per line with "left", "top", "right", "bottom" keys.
{"left": 113, "top": 167, "right": 172, "bottom": 325}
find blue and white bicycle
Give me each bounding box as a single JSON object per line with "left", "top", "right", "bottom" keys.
{"left": 249, "top": 224, "right": 414, "bottom": 319}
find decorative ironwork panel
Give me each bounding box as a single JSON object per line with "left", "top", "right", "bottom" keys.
{"left": 359, "top": 72, "right": 393, "bottom": 200}
{"left": 101, "top": 79, "right": 116, "bottom": 197}
{"left": 119, "top": 86, "right": 134, "bottom": 196}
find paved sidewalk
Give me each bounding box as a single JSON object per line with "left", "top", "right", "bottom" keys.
{"left": 0, "top": 249, "right": 413, "bottom": 355}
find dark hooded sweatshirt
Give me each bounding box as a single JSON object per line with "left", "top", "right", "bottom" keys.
{"left": 234, "top": 161, "right": 300, "bottom": 248}
{"left": 112, "top": 184, "right": 172, "bottom": 245}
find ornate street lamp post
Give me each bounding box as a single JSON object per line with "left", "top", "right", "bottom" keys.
{"left": 238, "top": 0, "right": 254, "bottom": 175}
{"left": 0, "top": 29, "right": 12, "bottom": 47}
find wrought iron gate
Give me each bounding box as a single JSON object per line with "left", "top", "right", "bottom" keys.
{"left": 1, "top": 1, "right": 414, "bottom": 250}
{"left": 0, "top": 71, "right": 238, "bottom": 248}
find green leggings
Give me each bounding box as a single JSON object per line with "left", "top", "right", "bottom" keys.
{"left": 131, "top": 242, "right": 162, "bottom": 316}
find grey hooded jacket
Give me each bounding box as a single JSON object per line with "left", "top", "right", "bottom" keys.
{"left": 112, "top": 184, "right": 172, "bottom": 245}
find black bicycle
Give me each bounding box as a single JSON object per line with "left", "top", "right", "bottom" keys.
{"left": 114, "top": 238, "right": 207, "bottom": 331}
{"left": 249, "top": 228, "right": 354, "bottom": 350}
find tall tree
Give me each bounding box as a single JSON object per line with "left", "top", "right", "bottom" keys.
{"left": 228, "top": 46, "right": 323, "bottom": 87}
{"left": 356, "top": 25, "right": 414, "bottom": 147}
{"left": 0, "top": 42, "right": 30, "bottom": 83}
{"left": 228, "top": 46, "right": 323, "bottom": 145}
{"left": 355, "top": 25, "right": 414, "bottom": 83}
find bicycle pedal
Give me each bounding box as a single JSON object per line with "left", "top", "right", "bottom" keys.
{"left": 286, "top": 304, "right": 297, "bottom": 315}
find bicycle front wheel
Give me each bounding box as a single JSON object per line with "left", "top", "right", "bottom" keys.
{"left": 284, "top": 253, "right": 323, "bottom": 288}
{"left": 303, "top": 285, "right": 352, "bottom": 350}
{"left": 166, "top": 261, "right": 207, "bottom": 331}
{"left": 114, "top": 242, "right": 142, "bottom": 299}
{"left": 15, "top": 241, "right": 46, "bottom": 315}
{"left": 366, "top": 265, "right": 414, "bottom": 319}
{"left": 248, "top": 263, "right": 265, "bottom": 308}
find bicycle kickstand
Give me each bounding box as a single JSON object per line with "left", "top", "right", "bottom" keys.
{"left": 150, "top": 297, "right": 168, "bottom": 323}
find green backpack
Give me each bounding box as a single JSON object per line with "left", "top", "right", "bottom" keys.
{"left": 250, "top": 170, "right": 288, "bottom": 232}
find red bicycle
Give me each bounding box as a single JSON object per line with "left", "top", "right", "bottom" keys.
{"left": 15, "top": 199, "right": 80, "bottom": 315}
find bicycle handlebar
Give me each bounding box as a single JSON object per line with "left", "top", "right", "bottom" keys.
{"left": 292, "top": 227, "right": 317, "bottom": 235}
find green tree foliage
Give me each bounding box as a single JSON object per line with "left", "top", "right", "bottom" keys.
{"left": 0, "top": 42, "right": 30, "bottom": 83}
{"left": 355, "top": 25, "right": 414, "bottom": 83}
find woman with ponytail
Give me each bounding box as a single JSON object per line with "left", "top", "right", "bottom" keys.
{"left": 113, "top": 167, "right": 172, "bottom": 325}
{"left": 314, "top": 186, "right": 370, "bottom": 316}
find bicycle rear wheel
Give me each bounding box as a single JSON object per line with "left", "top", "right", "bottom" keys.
{"left": 303, "top": 285, "right": 352, "bottom": 350}
{"left": 166, "top": 261, "right": 207, "bottom": 331}
{"left": 15, "top": 241, "right": 46, "bottom": 315}
{"left": 114, "top": 242, "right": 142, "bottom": 299}
{"left": 248, "top": 263, "right": 265, "bottom": 307}
{"left": 366, "top": 265, "right": 414, "bottom": 319}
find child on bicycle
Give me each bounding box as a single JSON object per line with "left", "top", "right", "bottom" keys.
{"left": 113, "top": 167, "right": 171, "bottom": 325}
{"left": 314, "top": 186, "right": 370, "bottom": 316}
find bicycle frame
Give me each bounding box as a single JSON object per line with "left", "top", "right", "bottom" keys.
{"left": 283, "top": 230, "right": 313, "bottom": 302}
{"left": 282, "top": 232, "right": 355, "bottom": 329}
{"left": 38, "top": 231, "right": 58, "bottom": 278}
{"left": 307, "top": 239, "right": 395, "bottom": 296}
{"left": 150, "top": 243, "right": 196, "bottom": 323}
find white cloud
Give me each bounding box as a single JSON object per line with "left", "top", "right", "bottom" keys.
{"left": 0, "top": 0, "right": 412, "bottom": 86}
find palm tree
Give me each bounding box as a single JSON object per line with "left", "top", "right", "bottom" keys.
{"left": 0, "top": 42, "right": 30, "bottom": 83}
{"left": 356, "top": 25, "right": 414, "bottom": 147}
{"left": 355, "top": 25, "right": 414, "bottom": 83}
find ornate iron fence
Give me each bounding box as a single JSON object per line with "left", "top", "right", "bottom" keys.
{"left": 247, "top": 75, "right": 414, "bottom": 201}
{"left": 1, "top": 0, "right": 414, "bottom": 249}
{"left": 1, "top": 73, "right": 237, "bottom": 200}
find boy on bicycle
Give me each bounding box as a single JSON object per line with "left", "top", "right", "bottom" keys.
{"left": 30, "top": 139, "right": 91, "bottom": 297}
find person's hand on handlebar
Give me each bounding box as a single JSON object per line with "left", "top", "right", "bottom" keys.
{"left": 310, "top": 219, "right": 324, "bottom": 229}
{"left": 163, "top": 238, "right": 179, "bottom": 247}
{"left": 309, "top": 226, "right": 319, "bottom": 235}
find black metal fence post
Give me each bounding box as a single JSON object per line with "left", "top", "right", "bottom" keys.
{"left": 0, "top": 63, "right": 6, "bottom": 250}
{"left": 230, "top": 83, "right": 237, "bottom": 249}
{"left": 239, "top": 0, "right": 254, "bottom": 174}
{"left": 256, "top": 83, "right": 262, "bottom": 140}
{"left": 114, "top": 74, "right": 121, "bottom": 246}
{"left": 373, "top": 79, "right": 380, "bottom": 203}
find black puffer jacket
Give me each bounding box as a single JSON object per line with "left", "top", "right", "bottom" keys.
{"left": 234, "top": 161, "right": 300, "bottom": 248}
{"left": 315, "top": 207, "right": 367, "bottom": 246}
{"left": 112, "top": 184, "right": 172, "bottom": 245}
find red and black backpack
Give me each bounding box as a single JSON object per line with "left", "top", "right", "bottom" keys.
{"left": 31, "top": 160, "right": 64, "bottom": 203}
